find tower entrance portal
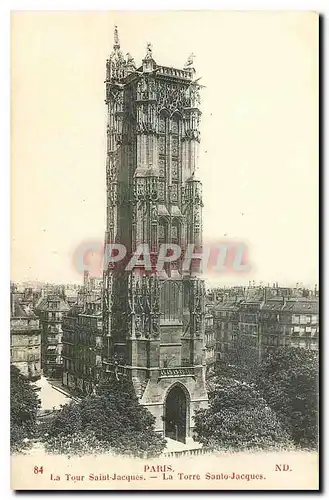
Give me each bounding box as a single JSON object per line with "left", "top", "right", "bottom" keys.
{"left": 164, "top": 385, "right": 188, "bottom": 443}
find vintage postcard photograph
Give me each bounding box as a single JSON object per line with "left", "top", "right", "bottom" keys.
{"left": 10, "top": 10, "right": 319, "bottom": 491}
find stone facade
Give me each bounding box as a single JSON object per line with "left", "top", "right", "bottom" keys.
{"left": 102, "top": 28, "right": 208, "bottom": 441}
{"left": 10, "top": 293, "right": 41, "bottom": 380}
{"left": 62, "top": 290, "right": 103, "bottom": 394}
{"left": 35, "top": 294, "right": 70, "bottom": 378}
{"left": 212, "top": 293, "right": 319, "bottom": 364}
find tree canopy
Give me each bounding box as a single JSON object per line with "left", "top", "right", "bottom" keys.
{"left": 256, "top": 348, "right": 319, "bottom": 448}
{"left": 42, "top": 377, "right": 166, "bottom": 458}
{"left": 10, "top": 365, "right": 40, "bottom": 452}
{"left": 215, "top": 332, "right": 259, "bottom": 384}
{"left": 200, "top": 345, "right": 318, "bottom": 451}
{"left": 194, "top": 377, "right": 292, "bottom": 451}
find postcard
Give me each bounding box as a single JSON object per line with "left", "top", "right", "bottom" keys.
{"left": 10, "top": 10, "right": 319, "bottom": 491}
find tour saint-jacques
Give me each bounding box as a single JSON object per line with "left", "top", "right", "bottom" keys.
{"left": 99, "top": 27, "right": 207, "bottom": 442}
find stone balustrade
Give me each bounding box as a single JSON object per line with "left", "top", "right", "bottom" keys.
{"left": 159, "top": 367, "right": 194, "bottom": 378}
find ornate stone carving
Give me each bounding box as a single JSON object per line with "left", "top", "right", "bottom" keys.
{"left": 151, "top": 204, "right": 158, "bottom": 222}
{"left": 158, "top": 158, "right": 165, "bottom": 177}
{"left": 190, "top": 279, "right": 204, "bottom": 336}
{"left": 136, "top": 120, "right": 157, "bottom": 135}
{"left": 158, "top": 180, "right": 165, "bottom": 202}
{"left": 106, "top": 27, "right": 126, "bottom": 84}
{"left": 171, "top": 119, "right": 179, "bottom": 134}
{"left": 125, "top": 52, "right": 136, "bottom": 73}
{"left": 134, "top": 176, "right": 158, "bottom": 203}
{"left": 148, "top": 79, "right": 157, "bottom": 100}
{"left": 159, "top": 116, "right": 166, "bottom": 133}
{"left": 134, "top": 316, "right": 142, "bottom": 337}
{"left": 159, "top": 136, "right": 166, "bottom": 153}
{"left": 150, "top": 316, "right": 159, "bottom": 337}
{"left": 194, "top": 211, "right": 201, "bottom": 231}
{"left": 184, "top": 53, "right": 195, "bottom": 68}
{"left": 159, "top": 367, "right": 194, "bottom": 377}
{"left": 157, "top": 83, "right": 184, "bottom": 114}
{"left": 171, "top": 137, "right": 179, "bottom": 155}
{"left": 106, "top": 125, "right": 116, "bottom": 136}
{"left": 156, "top": 82, "right": 201, "bottom": 114}
{"left": 188, "top": 85, "right": 201, "bottom": 107}
{"left": 159, "top": 222, "right": 165, "bottom": 240}
{"left": 169, "top": 184, "right": 178, "bottom": 203}
{"left": 149, "top": 276, "right": 160, "bottom": 337}
{"left": 171, "top": 224, "right": 178, "bottom": 240}
{"left": 137, "top": 78, "right": 148, "bottom": 100}
{"left": 108, "top": 183, "right": 117, "bottom": 207}
{"left": 145, "top": 42, "right": 153, "bottom": 59}
{"left": 106, "top": 87, "right": 124, "bottom": 106}
{"left": 146, "top": 176, "right": 158, "bottom": 202}
{"left": 194, "top": 183, "right": 203, "bottom": 206}
{"left": 107, "top": 151, "right": 119, "bottom": 178}
{"left": 172, "top": 159, "right": 178, "bottom": 180}
{"left": 134, "top": 178, "right": 145, "bottom": 200}
{"left": 183, "top": 129, "right": 201, "bottom": 142}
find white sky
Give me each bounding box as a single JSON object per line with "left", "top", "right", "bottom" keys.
{"left": 11, "top": 10, "right": 319, "bottom": 288}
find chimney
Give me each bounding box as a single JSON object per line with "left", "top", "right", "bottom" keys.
{"left": 84, "top": 270, "right": 89, "bottom": 289}
{"left": 11, "top": 291, "right": 16, "bottom": 317}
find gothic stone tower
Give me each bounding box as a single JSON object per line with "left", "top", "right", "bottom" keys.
{"left": 103, "top": 27, "right": 208, "bottom": 442}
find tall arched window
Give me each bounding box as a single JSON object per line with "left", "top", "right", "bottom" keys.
{"left": 158, "top": 111, "right": 169, "bottom": 203}
{"left": 171, "top": 218, "right": 180, "bottom": 245}
{"left": 160, "top": 281, "right": 182, "bottom": 321}
{"left": 170, "top": 114, "right": 180, "bottom": 205}
{"left": 158, "top": 217, "right": 168, "bottom": 246}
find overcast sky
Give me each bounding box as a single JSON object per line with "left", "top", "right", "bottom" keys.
{"left": 11, "top": 10, "right": 318, "bottom": 288}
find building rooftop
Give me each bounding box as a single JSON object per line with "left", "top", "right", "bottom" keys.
{"left": 11, "top": 300, "right": 38, "bottom": 319}
{"left": 35, "top": 295, "right": 70, "bottom": 312}
{"left": 282, "top": 299, "right": 319, "bottom": 314}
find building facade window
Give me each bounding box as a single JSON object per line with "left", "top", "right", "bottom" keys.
{"left": 311, "top": 315, "right": 318, "bottom": 324}
{"left": 292, "top": 315, "right": 300, "bottom": 324}
{"left": 300, "top": 315, "right": 309, "bottom": 325}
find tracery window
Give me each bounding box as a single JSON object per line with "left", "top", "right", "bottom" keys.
{"left": 159, "top": 218, "right": 168, "bottom": 245}
{"left": 158, "top": 111, "right": 168, "bottom": 203}
{"left": 160, "top": 281, "right": 182, "bottom": 321}
{"left": 170, "top": 114, "right": 180, "bottom": 203}
{"left": 171, "top": 219, "right": 180, "bottom": 245}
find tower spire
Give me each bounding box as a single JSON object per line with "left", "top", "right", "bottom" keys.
{"left": 142, "top": 41, "right": 156, "bottom": 72}
{"left": 113, "top": 25, "right": 120, "bottom": 49}
{"left": 145, "top": 42, "right": 153, "bottom": 59}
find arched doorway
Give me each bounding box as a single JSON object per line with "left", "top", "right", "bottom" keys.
{"left": 164, "top": 385, "right": 188, "bottom": 443}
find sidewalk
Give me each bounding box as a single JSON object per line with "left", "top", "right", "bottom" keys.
{"left": 34, "top": 376, "right": 71, "bottom": 411}
{"left": 49, "top": 379, "right": 81, "bottom": 402}
{"left": 165, "top": 437, "right": 203, "bottom": 453}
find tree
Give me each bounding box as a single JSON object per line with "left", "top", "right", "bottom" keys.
{"left": 215, "top": 332, "right": 260, "bottom": 384}
{"left": 10, "top": 365, "right": 40, "bottom": 452}
{"left": 42, "top": 377, "right": 166, "bottom": 458}
{"left": 43, "top": 428, "right": 111, "bottom": 457}
{"left": 194, "top": 377, "right": 292, "bottom": 451}
{"left": 256, "top": 348, "right": 319, "bottom": 448}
